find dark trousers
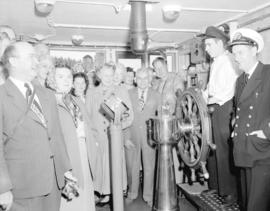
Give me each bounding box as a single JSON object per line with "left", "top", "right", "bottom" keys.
{"left": 207, "top": 100, "right": 238, "bottom": 197}
{"left": 240, "top": 165, "right": 270, "bottom": 211}
{"left": 10, "top": 172, "right": 61, "bottom": 211}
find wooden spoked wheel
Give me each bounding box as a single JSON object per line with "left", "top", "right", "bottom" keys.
{"left": 175, "top": 88, "right": 213, "bottom": 177}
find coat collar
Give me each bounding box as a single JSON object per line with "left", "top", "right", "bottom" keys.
{"left": 239, "top": 62, "right": 263, "bottom": 104}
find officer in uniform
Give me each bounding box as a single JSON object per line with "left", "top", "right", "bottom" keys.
{"left": 201, "top": 26, "right": 239, "bottom": 205}
{"left": 231, "top": 28, "right": 270, "bottom": 211}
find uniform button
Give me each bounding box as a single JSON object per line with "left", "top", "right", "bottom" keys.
{"left": 234, "top": 132, "right": 238, "bottom": 137}
{"left": 50, "top": 155, "right": 54, "bottom": 158}
{"left": 104, "top": 129, "right": 106, "bottom": 132}
{"left": 48, "top": 137, "right": 51, "bottom": 141}
{"left": 236, "top": 115, "right": 239, "bottom": 119}
{"left": 246, "top": 123, "right": 250, "bottom": 127}
{"left": 235, "top": 124, "right": 238, "bottom": 128}
{"left": 249, "top": 106, "right": 253, "bottom": 110}
{"left": 248, "top": 115, "right": 252, "bottom": 119}
{"left": 237, "top": 107, "right": 240, "bottom": 111}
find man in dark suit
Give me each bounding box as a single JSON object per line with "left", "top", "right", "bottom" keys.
{"left": 231, "top": 28, "right": 270, "bottom": 211}
{"left": 125, "top": 67, "right": 161, "bottom": 207}
{"left": 0, "top": 42, "right": 71, "bottom": 211}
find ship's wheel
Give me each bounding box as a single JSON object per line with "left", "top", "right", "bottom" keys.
{"left": 175, "top": 88, "right": 215, "bottom": 179}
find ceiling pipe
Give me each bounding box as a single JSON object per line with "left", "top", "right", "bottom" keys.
{"left": 180, "top": 7, "right": 247, "bottom": 13}
{"left": 55, "top": 0, "right": 128, "bottom": 13}
{"left": 47, "top": 16, "right": 200, "bottom": 33}
{"left": 216, "top": 2, "right": 270, "bottom": 28}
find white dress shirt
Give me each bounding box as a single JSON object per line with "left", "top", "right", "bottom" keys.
{"left": 203, "top": 51, "right": 239, "bottom": 105}
{"left": 246, "top": 62, "right": 259, "bottom": 79}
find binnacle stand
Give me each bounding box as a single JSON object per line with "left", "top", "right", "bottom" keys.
{"left": 147, "top": 88, "right": 216, "bottom": 211}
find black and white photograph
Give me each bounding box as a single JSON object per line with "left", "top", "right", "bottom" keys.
{"left": 0, "top": 0, "right": 270, "bottom": 211}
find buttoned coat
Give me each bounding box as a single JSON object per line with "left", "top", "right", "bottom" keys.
{"left": 57, "top": 95, "right": 96, "bottom": 211}
{"left": 56, "top": 95, "right": 97, "bottom": 187}
{"left": 233, "top": 62, "right": 270, "bottom": 167}
{"left": 0, "top": 79, "right": 71, "bottom": 198}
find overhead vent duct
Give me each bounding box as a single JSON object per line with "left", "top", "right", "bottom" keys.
{"left": 129, "top": 0, "right": 178, "bottom": 55}
{"left": 129, "top": 0, "right": 148, "bottom": 54}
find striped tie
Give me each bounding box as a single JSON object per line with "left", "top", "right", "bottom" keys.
{"left": 139, "top": 90, "right": 145, "bottom": 111}
{"left": 24, "top": 83, "right": 47, "bottom": 128}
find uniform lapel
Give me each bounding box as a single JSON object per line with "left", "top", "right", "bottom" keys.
{"left": 235, "top": 74, "right": 246, "bottom": 105}
{"left": 239, "top": 62, "right": 263, "bottom": 104}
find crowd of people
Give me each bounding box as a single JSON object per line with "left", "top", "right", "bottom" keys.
{"left": 0, "top": 23, "right": 270, "bottom": 211}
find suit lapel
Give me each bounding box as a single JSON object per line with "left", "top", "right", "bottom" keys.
{"left": 4, "top": 79, "right": 28, "bottom": 113}
{"left": 34, "top": 85, "right": 50, "bottom": 128}
{"left": 235, "top": 74, "right": 246, "bottom": 105}
{"left": 131, "top": 88, "right": 140, "bottom": 111}
{"left": 5, "top": 79, "right": 48, "bottom": 128}
{"left": 239, "top": 62, "right": 263, "bottom": 104}
{"left": 144, "top": 88, "right": 152, "bottom": 107}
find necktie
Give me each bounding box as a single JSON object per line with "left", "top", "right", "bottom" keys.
{"left": 24, "top": 83, "right": 47, "bottom": 128}
{"left": 139, "top": 90, "right": 145, "bottom": 111}
{"left": 243, "top": 73, "right": 249, "bottom": 87}
{"left": 24, "top": 83, "right": 32, "bottom": 103}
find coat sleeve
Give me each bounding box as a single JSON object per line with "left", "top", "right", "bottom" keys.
{"left": 260, "top": 118, "right": 270, "bottom": 139}
{"left": 0, "top": 91, "right": 12, "bottom": 194}
{"left": 48, "top": 91, "right": 72, "bottom": 188}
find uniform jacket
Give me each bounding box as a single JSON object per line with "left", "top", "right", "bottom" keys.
{"left": 129, "top": 88, "right": 161, "bottom": 146}
{"left": 0, "top": 79, "right": 71, "bottom": 198}
{"left": 233, "top": 62, "right": 270, "bottom": 167}
{"left": 57, "top": 95, "right": 98, "bottom": 187}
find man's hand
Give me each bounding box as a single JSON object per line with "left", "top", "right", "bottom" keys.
{"left": 249, "top": 130, "right": 267, "bottom": 139}
{"left": 124, "top": 139, "right": 135, "bottom": 150}
{"left": 0, "top": 191, "right": 13, "bottom": 211}
{"left": 64, "top": 171, "right": 76, "bottom": 182}
{"left": 62, "top": 171, "right": 79, "bottom": 201}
